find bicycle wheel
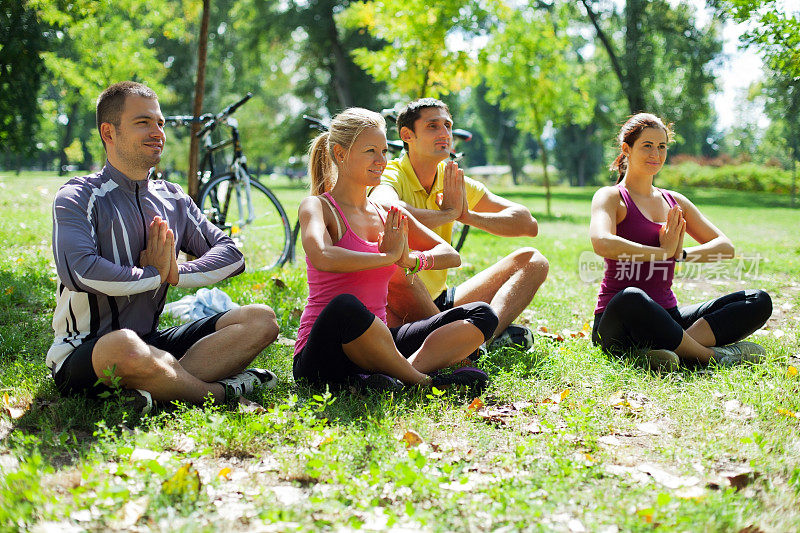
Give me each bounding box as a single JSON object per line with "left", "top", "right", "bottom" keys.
{"left": 451, "top": 222, "right": 470, "bottom": 252}
{"left": 198, "top": 172, "right": 292, "bottom": 270}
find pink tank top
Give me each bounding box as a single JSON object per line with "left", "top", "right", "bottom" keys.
{"left": 595, "top": 184, "right": 679, "bottom": 314}
{"left": 295, "top": 192, "right": 398, "bottom": 355}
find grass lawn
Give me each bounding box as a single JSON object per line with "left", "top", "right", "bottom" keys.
{"left": 1, "top": 170, "right": 799, "bottom": 531}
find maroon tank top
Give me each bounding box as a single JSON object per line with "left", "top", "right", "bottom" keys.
{"left": 595, "top": 184, "right": 679, "bottom": 314}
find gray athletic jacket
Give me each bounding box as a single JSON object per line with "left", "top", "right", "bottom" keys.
{"left": 47, "top": 163, "right": 245, "bottom": 374}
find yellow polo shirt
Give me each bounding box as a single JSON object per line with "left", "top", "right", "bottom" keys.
{"left": 380, "top": 154, "right": 488, "bottom": 297}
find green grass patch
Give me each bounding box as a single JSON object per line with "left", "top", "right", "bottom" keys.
{"left": 1, "top": 171, "right": 799, "bottom": 531}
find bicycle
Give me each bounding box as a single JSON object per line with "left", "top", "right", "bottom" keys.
{"left": 165, "top": 94, "right": 292, "bottom": 270}
{"left": 289, "top": 113, "right": 473, "bottom": 260}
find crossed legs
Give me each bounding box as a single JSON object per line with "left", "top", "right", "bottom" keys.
{"left": 593, "top": 288, "right": 772, "bottom": 364}
{"left": 91, "top": 304, "right": 279, "bottom": 403}
{"left": 293, "top": 295, "right": 497, "bottom": 386}
{"left": 386, "top": 247, "right": 549, "bottom": 338}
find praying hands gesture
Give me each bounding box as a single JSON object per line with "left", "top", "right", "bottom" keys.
{"left": 379, "top": 206, "right": 414, "bottom": 269}
{"left": 658, "top": 206, "right": 686, "bottom": 260}
{"left": 139, "top": 216, "right": 179, "bottom": 285}
{"left": 437, "top": 161, "right": 466, "bottom": 220}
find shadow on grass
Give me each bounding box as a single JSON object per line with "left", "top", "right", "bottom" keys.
{"left": 7, "top": 377, "right": 159, "bottom": 468}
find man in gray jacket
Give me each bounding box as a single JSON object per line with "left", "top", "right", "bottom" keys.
{"left": 48, "top": 81, "right": 279, "bottom": 413}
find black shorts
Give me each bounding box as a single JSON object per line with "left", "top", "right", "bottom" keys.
{"left": 433, "top": 286, "right": 457, "bottom": 312}
{"left": 53, "top": 312, "right": 227, "bottom": 398}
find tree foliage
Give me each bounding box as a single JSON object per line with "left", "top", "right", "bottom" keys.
{"left": 715, "top": 0, "right": 800, "bottom": 78}
{"left": 481, "top": 1, "right": 594, "bottom": 214}
{"left": 0, "top": 1, "right": 47, "bottom": 156}
{"left": 338, "top": 0, "right": 485, "bottom": 99}
{"left": 580, "top": 0, "right": 721, "bottom": 154}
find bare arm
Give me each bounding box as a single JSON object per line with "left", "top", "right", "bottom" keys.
{"left": 370, "top": 184, "right": 460, "bottom": 229}
{"left": 299, "top": 196, "right": 401, "bottom": 272}
{"left": 671, "top": 192, "right": 734, "bottom": 262}
{"left": 589, "top": 186, "right": 681, "bottom": 261}
{"left": 403, "top": 206, "right": 461, "bottom": 270}
{"left": 459, "top": 191, "right": 538, "bottom": 237}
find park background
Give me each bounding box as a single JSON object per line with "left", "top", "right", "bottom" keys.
{"left": 2, "top": 0, "right": 800, "bottom": 531}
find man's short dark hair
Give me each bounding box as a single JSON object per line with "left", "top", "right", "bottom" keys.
{"left": 96, "top": 81, "right": 158, "bottom": 150}
{"left": 396, "top": 98, "right": 451, "bottom": 151}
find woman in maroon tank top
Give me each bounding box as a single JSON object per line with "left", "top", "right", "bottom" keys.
{"left": 588, "top": 113, "right": 771, "bottom": 370}
{"left": 293, "top": 108, "right": 497, "bottom": 391}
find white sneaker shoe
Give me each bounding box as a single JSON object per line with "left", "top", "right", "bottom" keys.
{"left": 122, "top": 388, "right": 154, "bottom": 415}
{"left": 217, "top": 368, "right": 278, "bottom": 402}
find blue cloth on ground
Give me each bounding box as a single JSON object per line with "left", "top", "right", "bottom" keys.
{"left": 162, "top": 287, "right": 239, "bottom": 322}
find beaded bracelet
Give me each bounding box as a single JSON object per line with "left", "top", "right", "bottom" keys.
{"left": 406, "top": 253, "right": 422, "bottom": 276}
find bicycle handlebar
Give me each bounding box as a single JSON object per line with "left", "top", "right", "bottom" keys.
{"left": 197, "top": 92, "right": 253, "bottom": 137}
{"left": 302, "top": 115, "right": 329, "bottom": 133}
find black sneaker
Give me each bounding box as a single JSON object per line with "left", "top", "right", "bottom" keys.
{"left": 121, "top": 388, "right": 154, "bottom": 416}
{"left": 217, "top": 368, "right": 278, "bottom": 402}
{"left": 431, "top": 367, "right": 489, "bottom": 392}
{"left": 711, "top": 341, "right": 766, "bottom": 367}
{"left": 488, "top": 324, "right": 533, "bottom": 351}
{"left": 354, "top": 373, "right": 403, "bottom": 392}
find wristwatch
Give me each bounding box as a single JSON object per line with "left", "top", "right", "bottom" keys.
{"left": 675, "top": 249, "right": 687, "bottom": 262}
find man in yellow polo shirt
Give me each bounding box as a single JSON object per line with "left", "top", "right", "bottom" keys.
{"left": 371, "top": 98, "right": 549, "bottom": 349}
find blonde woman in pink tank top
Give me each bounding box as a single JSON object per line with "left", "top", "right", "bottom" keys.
{"left": 589, "top": 113, "right": 771, "bottom": 371}
{"left": 293, "top": 108, "right": 498, "bottom": 391}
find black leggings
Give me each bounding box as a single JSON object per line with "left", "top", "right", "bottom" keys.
{"left": 592, "top": 287, "right": 772, "bottom": 355}
{"left": 293, "top": 294, "right": 498, "bottom": 386}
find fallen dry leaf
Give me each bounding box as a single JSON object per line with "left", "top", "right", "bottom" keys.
{"left": 598, "top": 435, "right": 623, "bottom": 446}
{"left": 608, "top": 390, "right": 648, "bottom": 413}
{"left": 541, "top": 388, "right": 570, "bottom": 405}
{"left": 709, "top": 466, "right": 759, "bottom": 490}
{"left": 537, "top": 326, "right": 565, "bottom": 342}
{"left": 723, "top": 399, "right": 756, "bottom": 420}
{"left": 636, "top": 508, "right": 655, "bottom": 524}
{"left": 1, "top": 393, "right": 27, "bottom": 420}
{"left": 313, "top": 434, "right": 335, "bottom": 448}
{"left": 637, "top": 463, "right": 701, "bottom": 489}
{"left": 636, "top": 421, "right": 663, "bottom": 435}
{"left": 171, "top": 435, "right": 196, "bottom": 453}
{"left": 218, "top": 467, "right": 232, "bottom": 480}
{"left": 401, "top": 430, "right": 423, "bottom": 448}
{"left": 275, "top": 336, "right": 296, "bottom": 347}
{"left": 238, "top": 397, "right": 267, "bottom": 414}
{"left": 675, "top": 485, "right": 706, "bottom": 500}
{"left": 524, "top": 421, "right": 545, "bottom": 434}
{"left": 130, "top": 448, "right": 160, "bottom": 462}
{"left": 161, "top": 463, "right": 201, "bottom": 501}
{"left": 113, "top": 497, "right": 148, "bottom": 529}
{"left": 467, "top": 398, "right": 484, "bottom": 411}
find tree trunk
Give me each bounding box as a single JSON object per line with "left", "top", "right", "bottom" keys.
{"left": 539, "top": 136, "right": 551, "bottom": 217}
{"left": 80, "top": 133, "right": 93, "bottom": 171}
{"left": 58, "top": 101, "right": 79, "bottom": 176}
{"left": 624, "top": 0, "right": 646, "bottom": 113}
{"left": 325, "top": 6, "right": 353, "bottom": 108}
{"left": 580, "top": 0, "right": 635, "bottom": 113}
{"left": 188, "top": 0, "right": 211, "bottom": 202}
{"left": 792, "top": 150, "right": 797, "bottom": 208}
{"left": 505, "top": 144, "right": 520, "bottom": 185}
